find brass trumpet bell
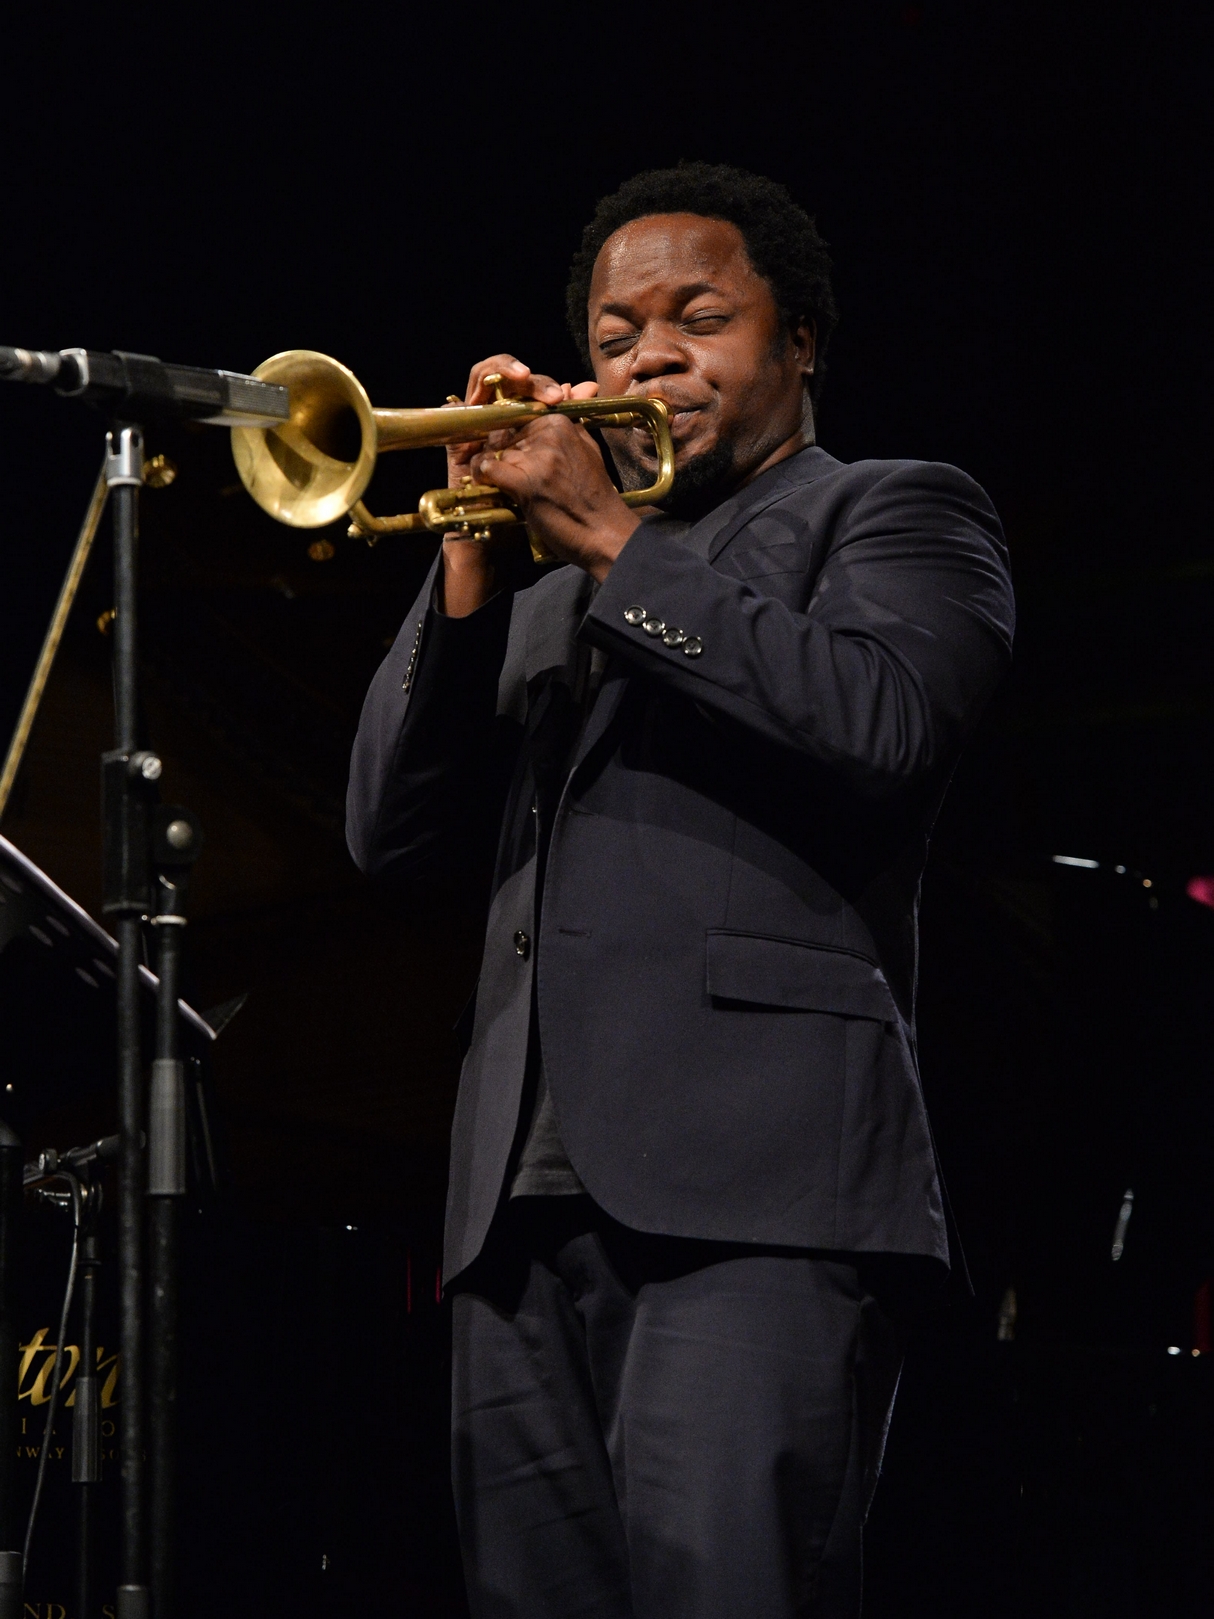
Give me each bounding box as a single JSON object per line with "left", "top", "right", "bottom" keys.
{"left": 230, "top": 350, "right": 675, "bottom": 550}
{"left": 231, "top": 351, "right": 377, "bottom": 529}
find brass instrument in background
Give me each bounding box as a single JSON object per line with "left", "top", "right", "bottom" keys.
{"left": 230, "top": 350, "right": 675, "bottom": 562}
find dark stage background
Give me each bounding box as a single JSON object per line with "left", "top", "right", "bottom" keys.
{"left": 1, "top": 3, "right": 1212, "bottom": 1612}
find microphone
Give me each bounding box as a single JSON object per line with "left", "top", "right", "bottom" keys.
{"left": 0, "top": 345, "right": 288, "bottom": 428}
{"left": 23, "top": 1132, "right": 124, "bottom": 1188}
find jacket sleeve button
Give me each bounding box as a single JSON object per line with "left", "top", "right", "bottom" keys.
{"left": 662, "top": 627, "right": 686, "bottom": 647}
{"left": 513, "top": 930, "right": 531, "bottom": 959}
{"left": 642, "top": 617, "right": 666, "bottom": 636}
{"left": 624, "top": 606, "right": 646, "bottom": 625}
{"left": 681, "top": 636, "right": 704, "bottom": 657}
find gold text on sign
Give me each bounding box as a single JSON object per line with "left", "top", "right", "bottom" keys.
{"left": 18, "top": 1328, "right": 120, "bottom": 1407}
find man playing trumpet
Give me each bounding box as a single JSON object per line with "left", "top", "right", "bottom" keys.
{"left": 348, "top": 162, "right": 1014, "bottom": 1617}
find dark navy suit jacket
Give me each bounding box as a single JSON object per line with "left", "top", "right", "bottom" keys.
{"left": 347, "top": 446, "right": 1015, "bottom": 1283}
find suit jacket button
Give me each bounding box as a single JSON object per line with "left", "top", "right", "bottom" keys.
{"left": 513, "top": 930, "right": 531, "bottom": 959}
{"left": 662, "top": 627, "right": 686, "bottom": 647}
{"left": 681, "top": 636, "right": 704, "bottom": 657}
{"left": 624, "top": 605, "right": 646, "bottom": 625}
{"left": 642, "top": 617, "right": 666, "bottom": 636}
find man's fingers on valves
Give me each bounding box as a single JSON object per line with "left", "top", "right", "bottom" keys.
{"left": 466, "top": 355, "right": 527, "bottom": 401}
{"left": 466, "top": 356, "right": 567, "bottom": 406}
{"left": 475, "top": 415, "right": 584, "bottom": 482}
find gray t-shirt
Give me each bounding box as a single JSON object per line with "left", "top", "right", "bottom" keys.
{"left": 509, "top": 1061, "right": 585, "bottom": 1197}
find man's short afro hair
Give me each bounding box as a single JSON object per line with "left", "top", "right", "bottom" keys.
{"left": 566, "top": 162, "right": 838, "bottom": 407}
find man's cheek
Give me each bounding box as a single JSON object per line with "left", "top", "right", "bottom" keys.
{"left": 681, "top": 416, "right": 719, "bottom": 456}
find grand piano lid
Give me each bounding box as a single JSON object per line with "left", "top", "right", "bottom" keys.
{"left": 0, "top": 832, "right": 216, "bottom": 1041}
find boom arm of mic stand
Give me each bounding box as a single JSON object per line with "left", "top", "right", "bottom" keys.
{"left": 0, "top": 346, "right": 288, "bottom": 428}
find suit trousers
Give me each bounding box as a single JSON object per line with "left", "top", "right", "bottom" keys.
{"left": 450, "top": 1196, "right": 903, "bottom": 1619}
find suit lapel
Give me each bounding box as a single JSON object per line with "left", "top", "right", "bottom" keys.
{"left": 514, "top": 564, "right": 624, "bottom": 780}
{"left": 568, "top": 666, "right": 628, "bottom": 775}
{"left": 522, "top": 564, "right": 593, "bottom": 685}
{"left": 681, "top": 445, "right": 841, "bottom": 564}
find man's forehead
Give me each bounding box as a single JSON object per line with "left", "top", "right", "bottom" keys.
{"left": 589, "top": 214, "right": 755, "bottom": 304}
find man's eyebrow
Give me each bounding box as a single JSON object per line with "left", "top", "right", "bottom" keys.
{"left": 595, "top": 281, "right": 728, "bottom": 319}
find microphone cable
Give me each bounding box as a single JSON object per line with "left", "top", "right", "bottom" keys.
{"left": 23, "top": 1172, "right": 82, "bottom": 1573}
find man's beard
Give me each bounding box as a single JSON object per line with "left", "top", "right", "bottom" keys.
{"left": 609, "top": 433, "right": 739, "bottom": 523}
{"left": 654, "top": 440, "right": 739, "bottom": 522}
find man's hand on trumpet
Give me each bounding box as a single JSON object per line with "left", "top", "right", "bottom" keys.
{"left": 439, "top": 354, "right": 640, "bottom": 618}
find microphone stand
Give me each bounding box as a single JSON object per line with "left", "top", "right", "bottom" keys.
{"left": 21, "top": 1135, "right": 118, "bottom": 1614}
{"left": 1, "top": 345, "right": 285, "bottom": 1618}
{"left": 102, "top": 429, "right": 202, "bottom": 1619}
{"left": 103, "top": 421, "right": 155, "bottom": 1619}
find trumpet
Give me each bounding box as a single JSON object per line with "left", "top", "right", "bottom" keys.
{"left": 230, "top": 349, "right": 675, "bottom": 560}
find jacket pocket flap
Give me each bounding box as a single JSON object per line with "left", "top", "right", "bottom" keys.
{"left": 706, "top": 930, "right": 896, "bottom": 1020}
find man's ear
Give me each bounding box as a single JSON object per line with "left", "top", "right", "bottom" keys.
{"left": 793, "top": 318, "right": 817, "bottom": 376}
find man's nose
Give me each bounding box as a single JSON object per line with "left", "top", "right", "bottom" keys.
{"left": 628, "top": 322, "right": 688, "bottom": 382}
